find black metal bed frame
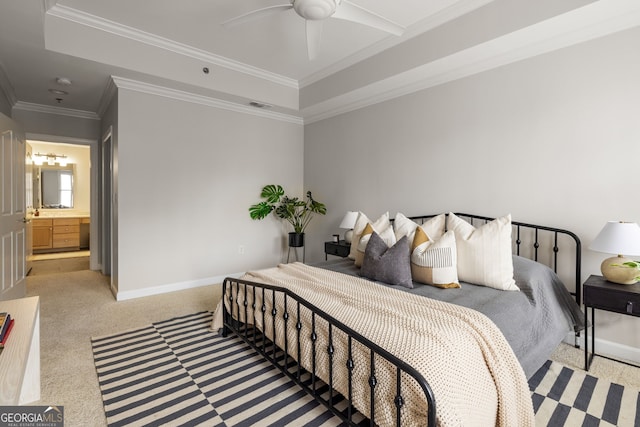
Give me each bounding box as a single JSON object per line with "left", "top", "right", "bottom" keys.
{"left": 221, "top": 213, "right": 582, "bottom": 426}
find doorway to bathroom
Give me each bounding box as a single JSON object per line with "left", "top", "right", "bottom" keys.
{"left": 27, "top": 140, "right": 92, "bottom": 276}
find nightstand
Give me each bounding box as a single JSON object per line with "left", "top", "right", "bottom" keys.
{"left": 324, "top": 240, "right": 350, "bottom": 260}
{"left": 583, "top": 274, "right": 640, "bottom": 371}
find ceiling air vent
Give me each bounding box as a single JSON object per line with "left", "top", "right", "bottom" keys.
{"left": 249, "top": 101, "right": 272, "bottom": 109}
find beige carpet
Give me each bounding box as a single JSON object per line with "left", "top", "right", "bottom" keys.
{"left": 25, "top": 268, "right": 640, "bottom": 426}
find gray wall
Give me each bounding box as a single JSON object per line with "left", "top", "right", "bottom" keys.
{"left": 304, "top": 27, "right": 640, "bottom": 351}
{"left": 0, "top": 93, "right": 10, "bottom": 117}
{"left": 114, "top": 88, "right": 304, "bottom": 297}
{"left": 12, "top": 108, "right": 100, "bottom": 141}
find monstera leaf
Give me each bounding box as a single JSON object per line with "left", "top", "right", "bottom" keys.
{"left": 249, "top": 185, "right": 326, "bottom": 234}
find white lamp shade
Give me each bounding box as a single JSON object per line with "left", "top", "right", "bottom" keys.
{"left": 339, "top": 211, "right": 358, "bottom": 229}
{"left": 589, "top": 221, "right": 640, "bottom": 256}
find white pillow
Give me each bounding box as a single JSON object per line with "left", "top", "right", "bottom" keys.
{"left": 348, "top": 212, "right": 390, "bottom": 259}
{"left": 447, "top": 212, "right": 518, "bottom": 291}
{"left": 355, "top": 222, "right": 396, "bottom": 267}
{"left": 411, "top": 228, "right": 459, "bottom": 289}
{"left": 394, "top": 212, "right": 446, "bottom": 242}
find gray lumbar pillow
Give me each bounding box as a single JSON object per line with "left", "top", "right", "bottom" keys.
{"left": 360, "top": 231, "right": 413, "bottom": 288}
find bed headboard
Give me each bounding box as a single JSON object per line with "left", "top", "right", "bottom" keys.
{"left": 401, "top": 213, "right": 582, "bottom": 305}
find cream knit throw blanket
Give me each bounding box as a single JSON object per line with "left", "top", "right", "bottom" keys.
{"left": 215, "top": 262, "right": 534, "bottom": 426}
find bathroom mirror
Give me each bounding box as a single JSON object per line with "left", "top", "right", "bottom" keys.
{"left": 34, "top": 165, "right": 75, "bottom": 209}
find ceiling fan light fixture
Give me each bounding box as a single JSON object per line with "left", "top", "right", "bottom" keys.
{"left": 293, "top": 0, "right": 337, "bottom": 20}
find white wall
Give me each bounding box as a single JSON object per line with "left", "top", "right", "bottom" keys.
{"left": 114, "top": 88, "right": 303, "bottom": 297}
{"left": 304, "top": 27, "right": 640, "bottom": 352}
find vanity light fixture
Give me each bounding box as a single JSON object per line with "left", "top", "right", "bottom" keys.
{"left": 34, "top": 152, "right": 68, "bottom": 167}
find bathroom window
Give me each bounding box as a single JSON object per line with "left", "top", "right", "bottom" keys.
{"left": 59, "top": 171, "right": 73, "bottom": 208}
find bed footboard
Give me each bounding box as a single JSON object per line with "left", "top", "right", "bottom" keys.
{"left": 222, "top": 277, "right": 436, "bottom": 426}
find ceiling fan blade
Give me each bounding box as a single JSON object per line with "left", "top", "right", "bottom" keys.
{"left": 306, "top": 19, "right": 324, "bottom": 60}
{"left": 332, "top": 0, "right": 404, "bottom": 36}
{"left": 222, "top": 4, "right": 292, "bottom": 28}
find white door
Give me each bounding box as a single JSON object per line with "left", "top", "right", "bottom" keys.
{"left": 0, "top": 114, "right": 26, "bottom": 301}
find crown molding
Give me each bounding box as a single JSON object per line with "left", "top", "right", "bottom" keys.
{"left": 46, "top": 4, "right": 299, "bottom": 90}
{"left": 299, "top": 0, "right": 493, "bottom": 88}
{"left": 13, "top": 101, "right": 100, "bottom": 120}
{"left": 303, "top": 0, "right": 640, "bottom": 124}
{"left": 0, "top": 61, "right": 18, "bottom": 107}
{"left": 111, "top": 76, "right": 303, "bottom": 125}
{"left": 26, "top": 133, "right": 96, "bottom": 145}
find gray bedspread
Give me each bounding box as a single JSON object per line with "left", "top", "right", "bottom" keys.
{"left": 313, "top": 255, "right": 585, "bottom": 379}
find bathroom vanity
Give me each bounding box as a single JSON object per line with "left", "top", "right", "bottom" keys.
{"left": 32, "top": 215, "right": 90, "bottom": 253}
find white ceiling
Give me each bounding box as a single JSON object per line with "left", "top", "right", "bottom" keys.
{"left": 1, "top": 0, "right": 639, "bottom": 123}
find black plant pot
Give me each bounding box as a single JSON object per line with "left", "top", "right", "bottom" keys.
{"left": 288, "top": 232, "right": 305, "bottom": 248}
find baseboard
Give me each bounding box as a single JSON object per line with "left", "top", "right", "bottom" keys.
{"left": 115, "top": 272, "right": 244, "bottom": 301}
{"left": 564, "top": 332, "right": 640, "bottom": 365}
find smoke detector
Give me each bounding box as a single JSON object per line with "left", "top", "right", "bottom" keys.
{"left": 55, "top": 77, "right": 72, "bottom": 86}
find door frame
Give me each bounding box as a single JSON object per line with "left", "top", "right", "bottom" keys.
{"left": 101, "top": 127, "right": 113, "bottom": 285}
{"left": 25, "top": 133, "right": 100, "bottom": 270}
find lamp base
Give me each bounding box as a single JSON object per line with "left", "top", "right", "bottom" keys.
{"left": 344, "top": 229, "right": 353, "bottom": 244}
{"left": 601, "top": 255, "right": 639, "bottom": 285}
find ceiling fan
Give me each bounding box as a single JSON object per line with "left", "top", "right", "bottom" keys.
{"left": 222, "top": 0, "right": 405, "bottom": 60}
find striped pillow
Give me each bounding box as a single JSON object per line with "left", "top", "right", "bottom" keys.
{"left": 411, "top": 228, "right": 460, "bottom": 288}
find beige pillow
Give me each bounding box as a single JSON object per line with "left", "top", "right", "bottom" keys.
{"left": 355, "top": 222, "right": 396, "bottom": 267}
{"left": 411, "top": 228, "right": 460, "bottom": 289}
{"left": 447, "top": 212, "right": 518, "bottom": 291}
{"left": 394, "top": 212, "right": 446, "bottom": 242}
{"left": 348, "top": 212, "right": 390, "bottom": 259}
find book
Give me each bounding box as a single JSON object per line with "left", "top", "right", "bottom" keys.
{"left": 0, "top": 312, "right": 10, "bottom": 342}
{"left": 0, "top": 319, "right": 14, "bottom": 345}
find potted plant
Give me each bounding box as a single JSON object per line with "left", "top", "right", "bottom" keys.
{"left": 249, "top": 184, "right": 327, "bottom": 247}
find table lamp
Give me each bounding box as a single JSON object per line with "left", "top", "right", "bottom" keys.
{"left": 589, "top": 221, "right": 640, "bottom": 284}
{"left": 339, "top": 211, "right": 358, "bottom": 244}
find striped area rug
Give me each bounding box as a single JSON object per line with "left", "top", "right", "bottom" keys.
{"left": 92, "top": 312, "right": 640, "bottom": 426}
{"left": 530, "top": 360, "right": 640, "bottom": 426}
{"left": 91, "top": 311, "right": 347, "bottom": 427}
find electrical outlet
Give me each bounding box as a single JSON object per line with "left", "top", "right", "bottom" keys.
{"left": 238, "top": 245, "right": 245, "bottom": 255}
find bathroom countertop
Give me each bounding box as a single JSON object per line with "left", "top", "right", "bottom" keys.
{"left": 33, "top": 211, "right": 90, "bottom": 219}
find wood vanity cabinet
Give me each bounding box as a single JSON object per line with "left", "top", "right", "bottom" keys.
{"left": 52, "top": 218, "right": 80, "bottom": 249}
{"left": 32, "top": 217, "right": 82, "bottom": 252}
{"left": 32, "top": 219, "right": 53, "bottom": 250}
